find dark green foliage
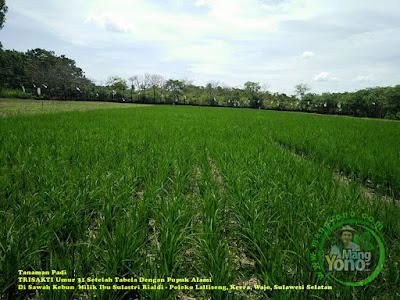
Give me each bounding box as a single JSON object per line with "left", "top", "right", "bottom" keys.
{"left": 0, "top": 48, "right": 92, "bottom": 100}
{"left": 295, "top": 87, "right": 400, "bottom": 119}
{"left": 164, "top": 79, "right": 183, "bottom": 104}
{"left": 0, "top": 49, "right": 29, "bottom": 90}
{"left": 0, "top": 0, "right": 7, "bottom": 30}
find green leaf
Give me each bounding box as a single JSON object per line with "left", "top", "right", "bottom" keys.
{"left": 353, "top": 234, "right": 362, "bottom": 244}
{"left": 362, "top": 231, "right": 371, "bottom": 242}
{"left": 354, "top": 233, "right": 374, "bottom": 251}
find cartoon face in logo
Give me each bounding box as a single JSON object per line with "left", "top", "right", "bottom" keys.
{"left": 329, "top": 225, "right": 360, "bottom": 259}
{"left": 341, "top": 231, "right": 353, "bottom": 245}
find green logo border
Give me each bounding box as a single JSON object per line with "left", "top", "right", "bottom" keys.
{"left": 317, "top": 219, "right": 385, "bottom": 286}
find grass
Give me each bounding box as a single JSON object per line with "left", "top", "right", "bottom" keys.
{"left": 0, "top": 98, "right": 148, "bottom": 116}
{"left": 0, "top": 102, "right": 399, "bottom": 299}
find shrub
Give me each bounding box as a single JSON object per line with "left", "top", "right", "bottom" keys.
{"left": 0, "top": 88, "right": 31, "bottom": 99}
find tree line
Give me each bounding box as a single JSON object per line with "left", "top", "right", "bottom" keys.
{"left": 0, "top": 47, "right": 399, "bottom": 119}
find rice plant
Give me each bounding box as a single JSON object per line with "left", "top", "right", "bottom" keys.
{"left": 0, "top": 105, "right": 398, "bottom": 299}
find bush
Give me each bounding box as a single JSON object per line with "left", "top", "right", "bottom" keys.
{"left": 0, "top": 88, "right": 31, "bottom": 99}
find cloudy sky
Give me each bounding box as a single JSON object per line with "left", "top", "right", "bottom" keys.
{"left": 1, "top": 0, "right": 399, "bottom": 94}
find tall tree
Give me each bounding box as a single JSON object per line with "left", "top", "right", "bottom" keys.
{"left": 106, "top": 76, "right": 127, "bottom": 101}
{"left": 205, "top": 80, "right": 219, "bottom": 105}
{"left": 128, "top": 75, "right": 139, "bottom": 101}
{"left": 164, "top": 79, "right": 183, "bottom": 103}
{"left": 149, "top": 74, "right": 164, "bottom": 103}
{"left": 0, "top": 49, "right": 28, "bottom": 90}
{"left": 181, "top": 78, "right": 193, "bottom": 104}
{"left": 0, "top": 0, "right": 7, "bottom": 49}
{"left": 0, "top": 0, "right": 7, "bottom": 30}
{"left": 106, "top": 76, "right": 127, "bottom": 91}
{"left": 137, "top": 73, "right": 151, "bottom": 103}
{"left": 26, "top": 49, "right": 58, "bottom": 97}
{"left": 294, "top": 83, "right": 311, "bottom": 99}
{"left": 25, "top": 49, "right": 87, "bottom": 99}
{"left": 244, "top": 81, "right": 261, "bottom": 108}
{"left": 56, "top": 55, "right": 85, "bottom": 100}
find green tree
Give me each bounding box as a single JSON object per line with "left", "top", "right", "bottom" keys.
{"left": 164, "top": 79, "right": 183, "bottom": 104}
{"left": 384, "top": 85, "right": 400, "bottom": 119}
{"left": 0, "top": 0, "right": 7, "bottom": 30}
{"left": 294, "top": 83, "right": 311, "bottom": 99}
{"left": 181, "top": 78, "right": 192, "bottom": 104}
{"left": 56, "top": 55, "right": 86, "bottom": 100}
{"left": 244, "top": 81, "right": 261, "bottom": 108}
{"left": 0, "top": 49, "right": 28, "bottom": 90}
{"left": 128, "top": 75, "right": 141, "bottom": 102}
{"left": 106, "top": 76, "right": 127, "bottom": 101}
{"left": 148, "top": 74, "right": 164, "bottom": 103}
{"left": 205, "top": 80, "right": 219, "bottom": 104}
{"left": 106, "top": 76, "right": 128, "bottom": 91}
{"left": 25, "top": 49, "right": 87, "bottom": 100}
{"left": 0, "top": 0, "right": 6, "bottom": 49}
{"left": 26, "top": 49, "right": 58, "bottom": 98}
{"left": 139, "top": 74, "right": 150, "bottom": 103}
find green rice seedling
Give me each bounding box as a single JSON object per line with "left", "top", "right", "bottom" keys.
{"left": 266, "top": 111, "right": 400, "bottom": 198}
{"left": 0, "top": 105, "right": 399, "bottom": 299}
{"left": 189, "top": 143, "right": 236, "bottom": 300}
{"left": 202, "top": 108, "right": 399, "bottom": 299}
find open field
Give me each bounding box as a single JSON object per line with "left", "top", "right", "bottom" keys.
{"left": 0, "top": 102, "right": 399, "bottom": 299}
{"left": 0, "top": 98, "right": 148, "bottom": 116}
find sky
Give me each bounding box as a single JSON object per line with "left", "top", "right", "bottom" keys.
{"left": 1, "top": 0, "right": 399, "bottom": 94}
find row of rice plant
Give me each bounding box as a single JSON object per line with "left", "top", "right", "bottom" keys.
{"left": 1, "top": 105, "right": 399, "bottom": 299}
{"left": 265, "top": 111, "right": 400, "bottom": 198}
{"left": 205, "top": 112, "right": 399, "bottom": 299}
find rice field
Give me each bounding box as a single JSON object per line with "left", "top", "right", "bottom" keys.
{"left": 0, "top": 98, "right": 147, "bottom": 116}
{"left": 0, "top": 102, "right": 399, "bottom": 299}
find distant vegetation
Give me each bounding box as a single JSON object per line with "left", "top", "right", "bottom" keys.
{"left": 0, "top": 47, "right": 399, "bottom": 119}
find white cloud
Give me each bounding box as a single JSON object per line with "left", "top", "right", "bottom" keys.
{"left": 300, "top": 51, "right": 315, "bottom": 60}
{"left": 313, "top": 72, "right": 339, "bottom": 82}
{"left": 86, "top": 15, "right": 131, "bottom": 34}
{"left": 195, "top": 0, "right": 207, "bottom": 6}
{"left": 314, "top": 72, "right": 329, "bottom": 81}
{"left": 352, "top": 75, "right": 376, "bottom": 83}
